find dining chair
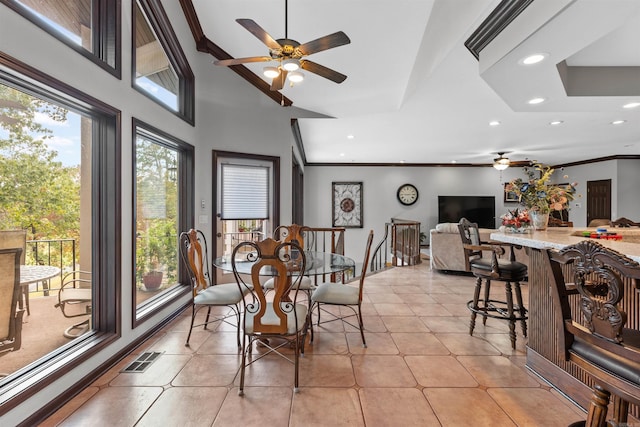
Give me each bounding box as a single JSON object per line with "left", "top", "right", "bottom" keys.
{"left": 544, "top": 240, "right": 640, "bottom": 427}
{"left": 232, "top": 237, "right": 310, "bottom": 395}
{"left": 310, "top": 230, "right": 374, "bottom": 347}
{"left": 179, "top": 229, "right": 251, "bottom": 347}
{"left": 0, "top": 248, "right": 24, "bottom": 362}
{"left": 458, "top": 218, "right": 528, "bottom": 349}
{"left": 54, "top": 270, "right": 92, "bottom": 338}
{"left": 263, "top": 224, "right": 313, "bottom": 298}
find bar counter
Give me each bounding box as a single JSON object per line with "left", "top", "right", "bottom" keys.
{"left": 490, "top": 227, "right": 640, "bottom": 411}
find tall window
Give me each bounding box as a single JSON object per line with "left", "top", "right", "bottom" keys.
{"left": 133, "top": 120, "right": 193, "bottom": 323}
{"left": 133, "top": 0, "right": 194, "bottom": 124}
{"left": 1, "top": 0, "right": 121, "bottom": 76}
{"left": 0, "top": 53, "right": 119, "bottom": 413}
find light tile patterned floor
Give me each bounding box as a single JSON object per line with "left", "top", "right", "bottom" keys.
{"left": 41, "top": 262, "right": 590, "bottom": 426}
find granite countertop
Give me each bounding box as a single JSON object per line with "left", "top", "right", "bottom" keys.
{"left": 490, "top": 227, "right": 640, "bottom": 263}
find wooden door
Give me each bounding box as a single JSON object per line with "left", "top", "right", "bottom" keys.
{"left": 292, "top": 156, "right": 304, "bottom": 225}
{"left": 587, "top": 179, "right": 611, "bottom": 225}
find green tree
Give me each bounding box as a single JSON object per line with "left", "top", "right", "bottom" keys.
{"left": 0, "top": 84, "right": 80, "bottom": 262}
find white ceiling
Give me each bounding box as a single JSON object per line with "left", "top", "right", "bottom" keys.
{"left": 192, "top": 0, "right": 640, "bottom": 166}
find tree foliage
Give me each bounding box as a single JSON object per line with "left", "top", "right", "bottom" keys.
{"left": 0, "top": 84, "right": 80, "bottom": 244}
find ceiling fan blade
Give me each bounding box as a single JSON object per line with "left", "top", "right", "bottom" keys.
{"left": 270, "top": 69, "right": 288, "bottom": 91}
{"left": 214, "top": 56, "right": 273, "bottom": 66}
{"left": 298, "top": 31, "right": 350, "bottom": 56}
{"left": 300, "top": 60, "right": 347, "bottom": 83}
{"left": 236, "top": 18, "right": 282, "bottom": 50}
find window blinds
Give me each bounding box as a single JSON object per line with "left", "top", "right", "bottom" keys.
{"left": 221, "top": 164, "right": 269, "bottom": 219}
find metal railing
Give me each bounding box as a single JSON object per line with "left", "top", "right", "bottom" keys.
{"left": 26, "top": 238, "right": 76, "bottom": 295}
{"left": 371, "top": 218, "right": 422, "bottom": 272}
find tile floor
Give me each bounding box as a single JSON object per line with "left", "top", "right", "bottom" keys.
{"left": 41, "top": 262, "right": 591, "bottom": 426}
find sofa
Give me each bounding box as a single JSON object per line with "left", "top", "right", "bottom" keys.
{"left": 429, "top": 222, "right": 529, "bottom": 273}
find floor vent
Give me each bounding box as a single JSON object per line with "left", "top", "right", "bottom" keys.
{"left": 122, "top": 351, "right": 163, "bottom": 373}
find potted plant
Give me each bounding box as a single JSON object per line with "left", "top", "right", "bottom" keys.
{"left": 136, "top": 220, "right": 176, "bottom": 291}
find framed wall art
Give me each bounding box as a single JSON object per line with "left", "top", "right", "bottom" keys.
{"left": 504, "top": 183, "right": 520, "bottom": 203}
{"left": 332, "top": 182, "right": 363, "bottom": 228}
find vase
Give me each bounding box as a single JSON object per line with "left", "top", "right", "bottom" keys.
{"left": 142, "top": 271, "right": 163, "bottom": 291}
{"left": 530, "top": 211, "right": 550, "bottom": 230}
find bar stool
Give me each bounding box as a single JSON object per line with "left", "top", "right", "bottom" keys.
{"left": 544, "top": 240, "right": 640, "bottom": 427}
{"left": 457, "top": 218, "right": 528, "bottom": 349}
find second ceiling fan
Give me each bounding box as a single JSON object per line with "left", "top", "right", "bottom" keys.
{"left": 213, "top": 0, "right": 350, "bottom": 91}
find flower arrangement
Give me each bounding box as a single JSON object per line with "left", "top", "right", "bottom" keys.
{"left": 504, "top": 163, "right": 577, "bottom": 214}
{"left": 501, "top": 208, "right": 531, "bottom": 229}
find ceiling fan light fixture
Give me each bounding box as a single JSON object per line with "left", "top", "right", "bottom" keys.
{"left": 493, "top": 154, "right": 510, "bottom": 170}
{"left": 282, "top": 58, "right": 300, "bottom": 71}
{"left": 263, "top": 66, "right": 280, "bottom": 79}
{"left": 288, "top": 70, "right": 304, "bottom": 83}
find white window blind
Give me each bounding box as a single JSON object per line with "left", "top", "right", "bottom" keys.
{"left": 221, "top": 164, "right": 269, "bottom": 219}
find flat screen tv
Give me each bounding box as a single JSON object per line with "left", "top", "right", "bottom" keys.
{"left": 438, "top": 196, "right": 496, "bottom": 229}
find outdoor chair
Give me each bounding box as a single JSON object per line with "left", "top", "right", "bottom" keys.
{"left": 544, "top": 240, "right": 640, "bottom": 427}
{"left": 179, "top": 229, "right": 251, "bottom": 347}
{"left": 232, "top": 238, "right": 310, "bottom": 395}
{"left": 55, "top": 270, "right": 92, "bottom": 338}
{"left": 0, "top": 248, "right": 24, "bottom": 367}
{"left": 310, "top": 230, "right": 374, "bottom": 347}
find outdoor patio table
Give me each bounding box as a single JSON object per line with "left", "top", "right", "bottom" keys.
{"left": 19, "top": 265, "right": 61, "bottom": 315}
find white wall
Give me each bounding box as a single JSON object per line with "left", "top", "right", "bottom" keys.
{"left": 304, "top": 165, "right": 529, "bottom": 259}
{"left": 617, "top": 159, "right": 640, "bottom": 219}
{"left": 304, "top": 160, "right": 638, "bottom": 260}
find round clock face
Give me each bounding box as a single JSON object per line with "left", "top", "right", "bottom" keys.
{"left": 397, "top": 184, "right": 418, "bottom": 206}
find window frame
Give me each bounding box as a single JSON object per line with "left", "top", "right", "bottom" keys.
{"left": 132, "top": 118, "right": 194, "bottom": 327}
{"left": 132, "top": 0, "right": 195, "bottom": 125}
{"left": 0, "top": 51, "right": 121, "bottom": 415}
{"left": 0, "top": 0, "right": 121, "bottom": 78}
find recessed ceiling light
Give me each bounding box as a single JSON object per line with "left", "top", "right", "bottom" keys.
{"left": 399, "top": 160, "right": 405, "bottom": 164}
{"left": 451, "top": 160, "right": 457, "bottom": 164}
{"left": 347, "top": 134, "right": 355, "bottom": 139}
{"left": 489, "top": 121, "right": 501, "bottom": 126}
{"left": 339, "top": 152, "right": 345, "bottom": 157}
{"left": 549, "top": 120, "right": 564, "bottom": 125}
{"left": 520, "top": 53, "right": 547, "bottom": 65}
{"left": 623, "top": 102, "right": 640, "bottom": 109}
{"left": 611, "top": 120, "right": 626, "bottom": 125}
{"left": 528, "top": 97, "right": 545, "bottom": 105}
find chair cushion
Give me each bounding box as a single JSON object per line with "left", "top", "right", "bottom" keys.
{"left": 572, "top": 332, "right": 640, "bottom": 387}
{"left": 311, "top": 282, "right": 359, "bottom": 305}
{"left": 194, "top": 282, "right": 251, "bottom": 305}
{"left": 243, "top": 302, "right": 308, "bottom": 334}
{"left": 470, "top": 258, "right": 527, "bottom": 281}
{"left": 263, "top": 275, "right": 313, "bottom": 290}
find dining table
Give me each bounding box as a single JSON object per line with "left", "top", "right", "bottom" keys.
{"left": 19, "top": 265, "right": 61, "bottom": 315}
{"left": 213, "top": 250, "right": 356, "bottom": 283}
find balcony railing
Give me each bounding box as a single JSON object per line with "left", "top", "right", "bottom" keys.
{"left": 371, "top": 218, "right": 422, "bottom": 271}
{"left": 25, "top": 238, "right": 76, "bottom": 295}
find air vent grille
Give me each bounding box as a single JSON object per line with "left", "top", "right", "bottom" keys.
{"left": 121, "top": 351, "right": 163, "bottom": 373}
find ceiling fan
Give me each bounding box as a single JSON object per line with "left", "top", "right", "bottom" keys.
{"left": 213, "top": 0, "right": 350, "bottom": 91}
{"left": 493, "top": 152, "right": 534, "bottom": 170}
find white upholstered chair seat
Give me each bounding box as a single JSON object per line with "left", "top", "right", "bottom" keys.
{"left": 263, "top": 275, "right": 312, "bottom": 290}
{"left": 194, "top": 282, "right": 252, "bottom": 306}
{"left": 311, "top": 282, "right": 359, "bottom": 305}
{"left": 243, "top": 302, "right": 308, "bottom": 334}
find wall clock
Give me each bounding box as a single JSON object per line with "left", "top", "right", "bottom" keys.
{"left": 397, "top": 183, "right": 418, "bottom": 206}
{"left": 332, "top": 182, "right": 363, "bottom": 228}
